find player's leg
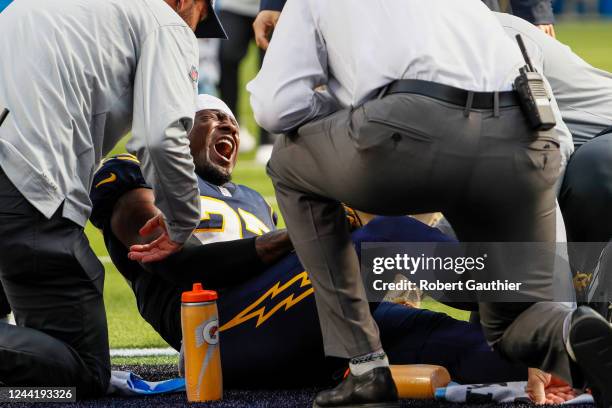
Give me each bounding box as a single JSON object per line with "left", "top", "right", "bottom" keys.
{"left": 374, "top": 302, "right": 527, "bottom": 384}
{"left": 353, "top": 216, "right": 455, "bottom": 245}
{"left": 0, "top": 170, "right": 110, "bottom": 397}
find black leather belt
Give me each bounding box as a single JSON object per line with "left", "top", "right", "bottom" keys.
{"left": 382, "top": 79, "right": 519, "bottom": 109}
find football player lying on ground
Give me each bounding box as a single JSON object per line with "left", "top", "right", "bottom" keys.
{"left": 90, "top": 96, "right": 571, "bottom": 402}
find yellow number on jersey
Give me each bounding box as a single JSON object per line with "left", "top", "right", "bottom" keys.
{"left": 195, "top": 197, "right": 243, "bottom": 244}
{"left": 195, "top": 196, "right": 272, "bottom": 244}
{"left": 238, "top": 208, "right": 271, "bottom": 236}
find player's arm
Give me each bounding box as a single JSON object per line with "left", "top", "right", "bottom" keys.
{"left": 113, "top": 188, "right": 293, "bottom": 289}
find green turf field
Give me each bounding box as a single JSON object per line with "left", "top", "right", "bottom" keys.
{"left": 91, "top": 21, "right": 612, "bottom": 354}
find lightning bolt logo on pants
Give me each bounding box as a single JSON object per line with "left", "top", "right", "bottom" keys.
{"left": 219, "top": 271, "right": 314, "bottom": 332}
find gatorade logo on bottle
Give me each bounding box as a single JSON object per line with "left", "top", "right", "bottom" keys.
{"left": 197, "top": 319, "right": 219, "bottom": 346}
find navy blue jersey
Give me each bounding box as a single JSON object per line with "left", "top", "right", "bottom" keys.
{"left": 194, "top": 178, "right": 277, "bottom": 244}
{"left": 90, "top": 154, "right": 150, "bottom": 230}
{"left": 90, "top": 154, "right": 277, "bottom": 241}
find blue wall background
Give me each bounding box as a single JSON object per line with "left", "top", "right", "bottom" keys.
{"left": 553, "top": 0, "right": 612, "bottom": 15}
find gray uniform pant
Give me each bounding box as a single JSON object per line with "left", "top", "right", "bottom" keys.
{"left": 267, "top": 93, "right": 576, "bottom": 382}
{"left": 0, "top": 169, "right": 110, "bottom": 398}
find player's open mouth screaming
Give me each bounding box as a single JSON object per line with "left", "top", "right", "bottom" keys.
{"left": 213, "top": 136, "right": 235, "bottom": 164}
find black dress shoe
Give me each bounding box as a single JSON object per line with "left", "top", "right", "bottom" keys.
{"left": 569, "top": 306, "right": 612, "bottom": 408}
{"left": 313, "top": 367, "right": 399, "bottom": 408}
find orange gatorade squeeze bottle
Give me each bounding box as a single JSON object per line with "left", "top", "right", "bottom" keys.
{"left": 181, "top": 283, "right": 222, "bottom": 402}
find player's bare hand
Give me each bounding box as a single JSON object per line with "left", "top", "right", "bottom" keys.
{"left": 526, "top": 368, "right": 576, "bottom": 405}
{"left": 537, "top": 24, "right": 556, "bottom": 38}
{"left": 253, "top": 10, "right": 280, "bottom": 50}
{"left": 128, "top": 214, "right": 183, "bottom": 263}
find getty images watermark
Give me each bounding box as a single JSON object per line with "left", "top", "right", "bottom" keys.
{"left": 360, "top": 242, "right": 612, "bottom": 303}
{"left": 371, "top": 252, "right": 523, "bottom": 293}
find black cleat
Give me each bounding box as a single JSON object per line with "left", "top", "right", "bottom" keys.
{"left": 313, "top": 367, "right": 399, "bottom": 408}
{"left": 569, "top": 306, "right": 612, "bottom": 408}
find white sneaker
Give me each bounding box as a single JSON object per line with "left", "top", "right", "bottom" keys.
{"left": 238, "top": 126, "right": 256, "bottom": 153}
{"left": 255, "top": 144, "right": 274, "bottom": 166}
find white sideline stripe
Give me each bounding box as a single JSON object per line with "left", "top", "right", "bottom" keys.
{"left": 110, "top": 348, "right": 178, "bottom": 357}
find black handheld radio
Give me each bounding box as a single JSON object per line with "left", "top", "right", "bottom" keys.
{"left": 0, "top": 108, "right": 9, "bottom": 127}
{"left": 513, "top": 35, "right": 556, "bottom": 131}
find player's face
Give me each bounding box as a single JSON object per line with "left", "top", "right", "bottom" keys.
{"left": 177, "top": 0, "right": 208, "bottom": 32}
{"left": 189, "top": 109, "right": 240, "bottom": 184}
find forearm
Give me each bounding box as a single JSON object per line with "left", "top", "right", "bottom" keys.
{"left": 143, "top": 231, "right": 293, "bottom": 290}
{"left": 144, "top": 237, "right": 266, "bottom": 290}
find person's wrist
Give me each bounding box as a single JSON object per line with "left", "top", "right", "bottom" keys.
{"left": 255, "top": 230, "right": 293, "bottom": 264}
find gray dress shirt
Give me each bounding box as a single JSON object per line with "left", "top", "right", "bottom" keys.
{"left": 0, "top": 0, "right": 201, "bottom": 243}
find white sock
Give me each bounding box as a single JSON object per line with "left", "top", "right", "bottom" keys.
{"left": 563, "top": 313, "right": 577, "bottom": 362}
{"left": 349, "top": 350, "right": 389, "bottom": 376}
